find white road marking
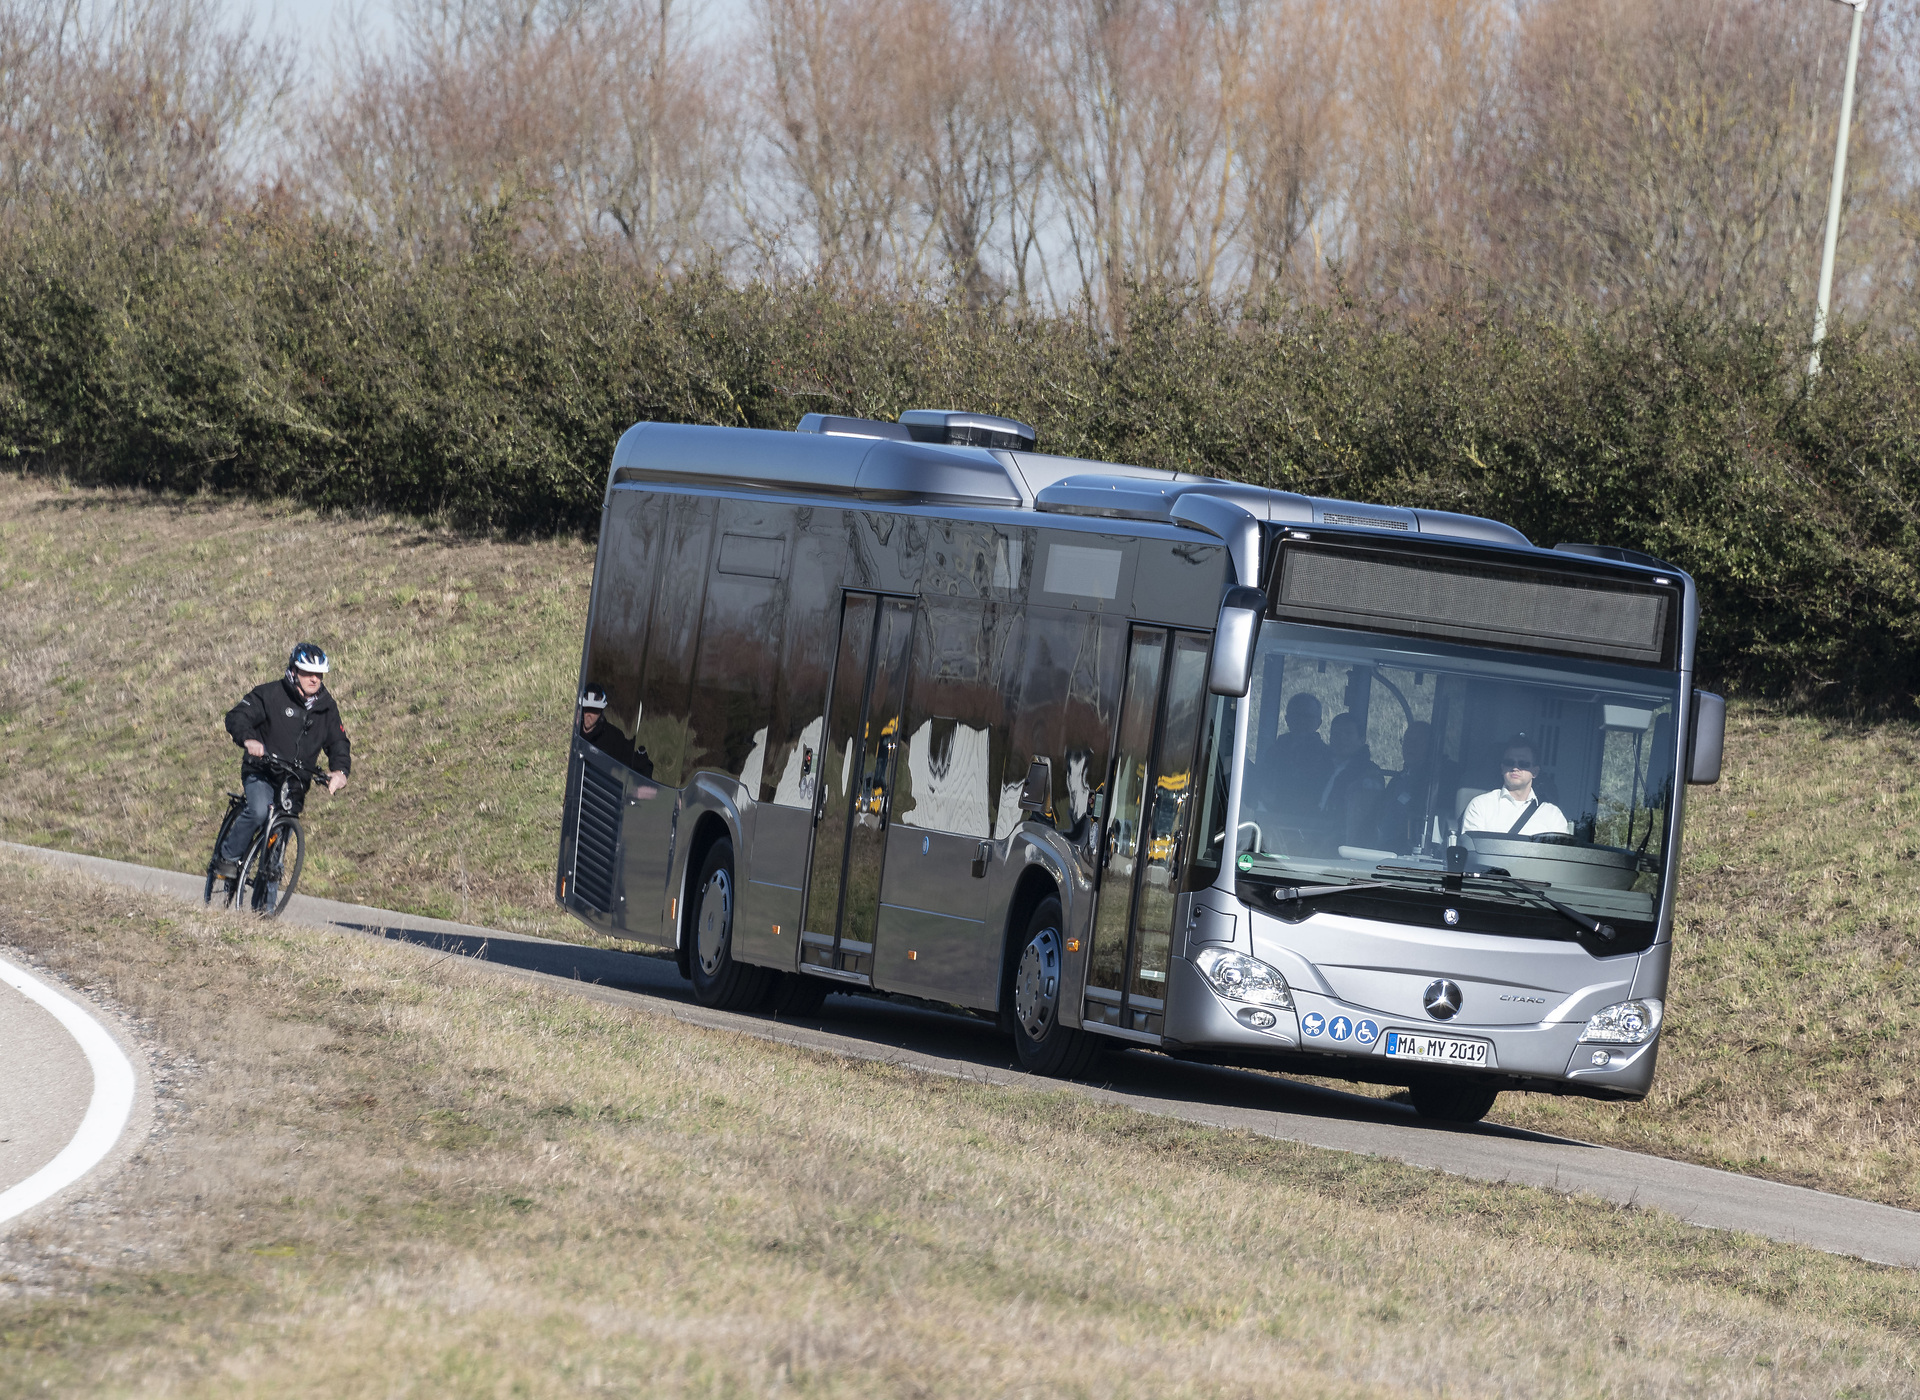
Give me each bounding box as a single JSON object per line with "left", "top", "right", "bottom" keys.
{"left": 0, "top": 955, "right": 137, "bottom": 1226}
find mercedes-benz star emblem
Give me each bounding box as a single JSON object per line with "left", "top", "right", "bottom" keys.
{"left": 1443, "top": 908, "right": 1460, "bottom": 926}
{"left": 1423, "top": 979, "right": 1463, "bottom": 1020}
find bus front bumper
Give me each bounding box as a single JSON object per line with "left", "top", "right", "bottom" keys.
{"left": 1160, "top": 955, "right": 1660, "bottom": 1101}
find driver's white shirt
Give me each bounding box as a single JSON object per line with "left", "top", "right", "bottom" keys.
{"left": 1462, "top": 786, "right": 1570, "bottom": 837}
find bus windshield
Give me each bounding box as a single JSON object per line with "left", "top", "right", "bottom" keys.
{"left": 1221, "top": 623, "right": 1682, "bottom": 935}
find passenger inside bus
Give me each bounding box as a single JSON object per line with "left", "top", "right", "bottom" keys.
{"left": 1268, "top": 693, "right": 1332, "bottom": 803}
{"left": 1317, "top": 713, "right": 1386, "bottom": 847}
{"left": 1378, "top": 720, "right": 1440, "bottom": 852}
{"left": 1245, "top": 691, "right": 1331, "bottom": 837}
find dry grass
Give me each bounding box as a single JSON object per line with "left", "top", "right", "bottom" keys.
{"left": 4, "top": 473, "right": 1918, "bottom": 1211}
{"left": 0, "top": 473, "right": 593, "bottom": 940}
{"left": 2, "top": 851, "right": 1918, "bottom": 1398}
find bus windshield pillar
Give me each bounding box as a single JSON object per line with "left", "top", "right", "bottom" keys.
{"left": 1216, "top": 675, "right": 1253, "bottom": 897}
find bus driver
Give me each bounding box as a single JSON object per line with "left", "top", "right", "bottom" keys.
{"left": 1461, "top": 736, "right": 1571, "bottom": 837}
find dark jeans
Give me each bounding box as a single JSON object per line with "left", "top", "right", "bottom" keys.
{"left": 219, "top": 773, "right": 277, "bottom": 863}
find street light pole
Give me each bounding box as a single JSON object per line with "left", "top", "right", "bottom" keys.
{"left": 1808, "top": 0, "right": 1868, "bottom": 381}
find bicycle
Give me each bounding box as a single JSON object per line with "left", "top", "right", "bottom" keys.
{"left": 204, "top": 756, "right": 318, "bottom": 918}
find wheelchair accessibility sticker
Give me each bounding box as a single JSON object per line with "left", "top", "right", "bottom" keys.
{"left": 1304, "top": 1013, "right": 1379, "bottom": 1045}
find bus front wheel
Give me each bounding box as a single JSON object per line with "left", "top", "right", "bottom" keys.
{"left": 1008, "top": 897, "right": 1101, "bottom": 1078}
{"left": 687, "top": 839, "right": 770, "bottom": 1011}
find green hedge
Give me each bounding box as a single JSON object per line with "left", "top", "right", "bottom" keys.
{"left": 3, "top": 205, "right": 1917, "bottom": 708}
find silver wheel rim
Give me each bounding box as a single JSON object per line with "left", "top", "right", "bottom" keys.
{"left": 1014, "top": 925, "right": 1062, "bottom": 1039}
{"left": 696, "top": 869, "right": 732, "bottom": 976}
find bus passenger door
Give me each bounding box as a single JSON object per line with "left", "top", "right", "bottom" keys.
{"left": 801, "top": 593, "right": 915, "bottom": 981}
{"left": 1084, "top": 627, "right": 1211, "bottom": 1037}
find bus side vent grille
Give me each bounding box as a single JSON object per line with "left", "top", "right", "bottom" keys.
{"left": 573, "top": 762, "right": 623, "bottom": 912}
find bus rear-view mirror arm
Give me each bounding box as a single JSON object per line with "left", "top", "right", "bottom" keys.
{"left": 1209, "top": 586, "right": 1267, "bottom": 697}
{"left": 1688, "top": 689, "right": 1725, "bottom": 784}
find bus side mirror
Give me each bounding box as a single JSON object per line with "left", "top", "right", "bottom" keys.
{"left": 1688, "top": 690, "right": 1725, "bottom": 784}
{"left": 1208, "top": 586, "right": 1266, "bottom": 697}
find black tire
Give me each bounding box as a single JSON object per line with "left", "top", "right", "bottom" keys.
{"left": 761, "top": 972, "right": 831, "bottom": 1019}
{"left": 204, "top": 800, "right": 244, "bottom": 910}
{"left": 1407, "top": 1077, "right": 1500, "bottom": 1124}
{"left": 239, "top": 819, "right": 305, "bottom": 919}
{"left": 1007, "top": 896, "right": 1102, "bottom": 1078}
{"left": 687, "top": 839, "right": 771, "bottom": 1010}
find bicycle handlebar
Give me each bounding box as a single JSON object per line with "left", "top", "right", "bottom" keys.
{"left": 259, "top": 754, "right": 332, "bottom": 783}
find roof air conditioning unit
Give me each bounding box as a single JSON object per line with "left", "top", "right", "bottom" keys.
{"left": 899, "top": 409, "right": 1036, "bottom": 452}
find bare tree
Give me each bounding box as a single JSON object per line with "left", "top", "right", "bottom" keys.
{"left": 307, "top": 0, "right": 729, "bottom": 263}
{"left": 1337, "top": 0, "right": 1508, "bottom": 304}
{"left": 10, "top": 0, "right": 1914, "bottom": 328}
{"left": 748, "top": 0, "right": 926, "bottom": 285}
{"left": 1037, "top": 0, "right": 1259, "bottom": 326}
{"left": 1238, "top": 0, "right": 1350, "bottom": 299}
{"left": 1872, "top": 3, "right": 1920, "bottom": 324}
{"left": 0, "top": 0, "right": 291, "bottom": 216}
{"left": 1473, "top": 0, "right": 1912, "bottom": 324}
{"left": 887, "top": 0, "right": 1037, "bottom": 304}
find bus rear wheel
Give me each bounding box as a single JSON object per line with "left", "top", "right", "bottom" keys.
{"left": 1009, "top": 897, "right": 1101, "bottom": 1078}
{"left": 1407, "top": 1077, "right": 1500, "bottom": 1124}
{"left": 687, "top": 839, "right": 770, "bottom": 1011}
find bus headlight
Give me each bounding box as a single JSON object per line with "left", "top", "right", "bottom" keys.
{"left": 1193, "top": 948, "right": 1293, "bottom": 1009}
{"left": 1581, "top": 999, "right": 1662, "bottom": 1045}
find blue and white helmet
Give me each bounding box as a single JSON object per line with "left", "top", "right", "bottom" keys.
{"left": 289, "top": 642, "right": 330, "bottom": 675}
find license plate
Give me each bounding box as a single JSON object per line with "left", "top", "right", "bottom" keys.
{"left": 1383, "top": 1029, "right": 1494, "bottom": 1068}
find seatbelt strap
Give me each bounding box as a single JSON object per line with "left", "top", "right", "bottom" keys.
{"left": 1507, "top": 798, "right": 1540, "bottom": 835}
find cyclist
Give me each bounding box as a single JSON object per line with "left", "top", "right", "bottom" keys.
{"left": 213, "top": 643, "right": 352, "bottom": 879}
{"left": 577, "top": 684, "right": 650, "bottom": 775}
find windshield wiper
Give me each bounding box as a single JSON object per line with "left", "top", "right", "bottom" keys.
{"left": 1374, "top": 865, "right": 1620, "bottom": 944}
{"left": 1248, "top": 866, "right": 1621, "bottom": 945}
{"left": 1462, "top": 872, "right": 1619, "bottom": 944}
{"left": 1265, "top": 881, "right": 1396, "bottom": 904}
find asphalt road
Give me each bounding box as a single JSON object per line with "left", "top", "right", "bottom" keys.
{"left": 6, "top": 839, "right": 1919, "bottom": 1270}
{"left": 0, "top": 972, "right": 91, "bottom": 1197}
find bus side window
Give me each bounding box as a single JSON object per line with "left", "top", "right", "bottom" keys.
{"left": 689, "top": 503, "right": 796, "bottom": 788}
{"left": 636, "top": 495, "right": 717, "bottom": 788}
{"left": 895, "top": 597, "right": 1004, "bottom": 839}
{"left": 1003, "top": 608, "right": 1122, "bottom": 843}
{"left": 761, "top": 511, "right": 847, "bottom": 807}
{"left": 579, "top": 490, "right": 665, "bottom": 749}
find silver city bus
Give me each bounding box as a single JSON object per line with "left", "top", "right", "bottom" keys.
{"left": 558, "top": 411, "right": 1725, "bottom": 1122}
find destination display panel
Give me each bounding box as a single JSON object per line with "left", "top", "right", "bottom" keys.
{"left": 1274, "top": 542, "right": 1677, "bottom": 667}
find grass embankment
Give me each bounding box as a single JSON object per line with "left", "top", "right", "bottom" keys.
{"left": 0, "top": 474, "right": 592, "bottom": 939}
{"left": 2, "top": 853, "right": 1917, "bottom": 1397}
{"left": 2, "top": 474, "right": 1917, "bottom": 1209}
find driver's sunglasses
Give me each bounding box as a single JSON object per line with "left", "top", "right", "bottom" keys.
{"left": 1503, "top": 757, "right": 1537, "bottom": 771}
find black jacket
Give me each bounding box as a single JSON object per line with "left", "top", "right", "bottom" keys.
{"left": 226, "top": 677, "right": 352, "bottom": 778}
{"left": 580, "top": 715, "right": 653, "bottom": 778}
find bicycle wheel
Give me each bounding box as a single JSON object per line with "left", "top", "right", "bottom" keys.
{"left": 204, "top": 800, "right": 244, "bottom": 909}
{"left": 239, "top": 819, "right": 305, "bottom": 919}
